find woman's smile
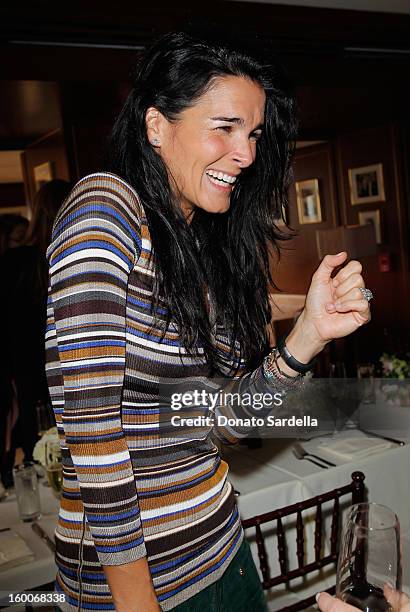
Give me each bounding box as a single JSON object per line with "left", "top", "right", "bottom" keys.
{"left": 205, "top": 169, "right": 238, "bottom": 192}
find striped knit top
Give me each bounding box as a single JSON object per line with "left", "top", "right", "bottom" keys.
{"left": 45, "top": 172, "right": 279, "bottom": 611}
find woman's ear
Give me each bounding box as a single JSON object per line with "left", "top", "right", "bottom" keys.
{"left": 145, "top": 107, "right": 163, "bottom": 147}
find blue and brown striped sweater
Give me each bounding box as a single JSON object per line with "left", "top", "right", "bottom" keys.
{"left": 45, "top": 172, "right": 277, "bottom": 610}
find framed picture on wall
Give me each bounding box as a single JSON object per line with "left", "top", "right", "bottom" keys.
{"left": 33, "top": 161, "right": 54, "bottom": 192}
{"left": 295, "top": 178, "right": 322, "bottom": 224}
{"left": 348, "top": 163, "right": 385, "bottom": 205}
{"left": 358, "top": 209, "right": 382, "bottom": 244}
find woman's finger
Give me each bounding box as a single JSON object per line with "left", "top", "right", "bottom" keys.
{"left": 316, "top": 592, "right": 359, "bottom": 612}
{"left": 384, "top": 583, "right": 410, "bottom": 611}
{"left": 332, "top": 297, "right": 370, "bottom": 314}
{"left": 335, "top": 287, "right": 366, "bottom": 304}
{"left": 332, "top": 260, "right": 362, "bottom": 287}
{"left": 334, "top": 273, "right": 365, "bottom": 300}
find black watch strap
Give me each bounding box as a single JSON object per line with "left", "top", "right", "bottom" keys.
{"left": 277, "top": 335, "right": 316, "bottom": 374}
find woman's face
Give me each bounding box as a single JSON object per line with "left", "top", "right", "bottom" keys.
{"left": 147, "top": 75, "right": 266, "bottom": 218}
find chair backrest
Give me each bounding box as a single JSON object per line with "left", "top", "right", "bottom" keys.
{"left": 241, "top": 471, "right": 366, "bottom": 611}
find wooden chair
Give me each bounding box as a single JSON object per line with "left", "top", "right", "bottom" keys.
{"left": 241, "top": 471, "right": 366, "bottom": 611}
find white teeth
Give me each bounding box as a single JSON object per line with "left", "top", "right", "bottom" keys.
{"left": 206, "top": 171, "right": 237, "bottom": 185}
{"left": 208, "top": 175, "right": 229, "bottom": 188}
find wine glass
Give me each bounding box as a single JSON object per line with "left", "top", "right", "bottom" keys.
{"left": 336, "top": 503, "right": 402, "bottom": 611}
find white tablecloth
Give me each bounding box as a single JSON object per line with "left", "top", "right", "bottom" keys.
{"left": 0, "top": 481, "right": 59, "bottom": 593}
{"left": 223, "top": 419, "right": 410, "bottom": 610}
{"left": 1, "top": 404, "right": 409, "bottom": 611}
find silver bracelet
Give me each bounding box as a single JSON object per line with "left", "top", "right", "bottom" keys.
{"left": 263, "top": 348, "right": 305, "bottom": 389}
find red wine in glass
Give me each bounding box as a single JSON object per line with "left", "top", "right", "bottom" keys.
{"left": 341, "top": 582, "right": 392, "bottom": 612}
{"left": 336, "top": 503, "right": 401, "bottom": 612}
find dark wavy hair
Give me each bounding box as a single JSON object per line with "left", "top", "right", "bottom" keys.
{"left": 108, "top": 31, "right": 297, "bottom": 372}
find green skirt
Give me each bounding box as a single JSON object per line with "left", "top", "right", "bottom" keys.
{"left": 171, "top": 538, "right": 268, "bottom": 611}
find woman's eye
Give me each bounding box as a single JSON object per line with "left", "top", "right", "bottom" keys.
{"left": 250, "top": 132, "right": 262, "bottom": 142}
{"left": 216, "top": 126, "right": 232, "bottom": 133}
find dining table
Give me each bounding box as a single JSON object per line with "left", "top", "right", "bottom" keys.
{"left": 1, "top": 400, "right": 410, "bottom": 611}
{"left": 222, "top": 401, "right": 410, "bottom": 610}
{"left": 0, "top": 478, "right": 59, "bottom": 611}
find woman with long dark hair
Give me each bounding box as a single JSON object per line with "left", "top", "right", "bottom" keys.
{"left": 46, "top": 32, "right": 371, "bottom": 611}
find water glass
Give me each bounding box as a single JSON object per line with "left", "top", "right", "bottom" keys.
{"left": 357, "top": 363, "right": 376, "bottom": 404}
{"left": 329, "top": 361, "right": 347, "bottom": 378}
{"left": 336, "top": 503, "right": 402, "bottom": 611}
{"left": 328, "top": 362, "right": 356, "bottom": 431}
{"left": 12, "top": 462, "right": 41, "bottom": 522}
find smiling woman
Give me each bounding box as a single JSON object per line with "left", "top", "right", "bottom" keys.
{"left": 107, "top": 32, "right": 300, "bottom": 371}
{"left": 46, "top": 31, "right": 371, "bottom": 612}
{"left": 145, "top": 76, "right": 266, "bottom": 217}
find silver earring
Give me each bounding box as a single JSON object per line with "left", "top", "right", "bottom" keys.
{"left": 151, "top": 137, "right": 160, "bottom": 146}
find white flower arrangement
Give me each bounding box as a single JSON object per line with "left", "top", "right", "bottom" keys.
{"left": 33, "top": 427, "right": 59, "bottom": 467}
{"left": 380, "top": 353, "right": 410, "bottom": 379}
{"left": 379, "top": 353, "right": 410, "bottom": 406}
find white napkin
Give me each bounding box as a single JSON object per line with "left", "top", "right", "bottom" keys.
{"left": 319, "top": 437, "right": 391, "bottom": 461}
{"left": 0, "top": 529, "right": 35, "bottom": 571}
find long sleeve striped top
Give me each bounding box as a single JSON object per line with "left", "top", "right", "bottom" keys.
{"left": 45, "top": 172, "right": 281, "bottom": 611}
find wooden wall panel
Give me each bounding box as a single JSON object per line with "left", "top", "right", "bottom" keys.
{"left": 271, "top": 127, "right": 410, "bottom": 361}
{"left": 66, "top": 122, "right": 113, "bottom": 181}
{"left": 272, "top": 142, "right": 339, "bottom": 294}
{"left": 335, "top": 124, "right": 408, "bottom": 332}
{"left": 59, "top": 81, "right": 127, "bottom": 181}
{"left": 22, "top": 129, "right": 70, "bottom": 206}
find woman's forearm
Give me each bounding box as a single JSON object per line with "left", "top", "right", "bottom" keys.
{"left": 103, "top": 557, "right": 161, "bottom": 612}
{"left": 277, "top": 310, "right": 327, "bottom": 377}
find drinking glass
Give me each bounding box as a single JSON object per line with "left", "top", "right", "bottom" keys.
{"left": 12, "top": 462, "right": 41, "bottom": 522}
{"left": 336, "top": 503, "right": 402, "bottom": 611}
{"left": 329, "top": 361, "right": 347, "bottom": 378}
{"left": 328, "top": 361, "right": 351, "bottom": 432}
{"left": 357, "top": 363, "right": 376, "bottom": 404}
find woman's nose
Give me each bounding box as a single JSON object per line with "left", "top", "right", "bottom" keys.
{"left": 232, "top": 138, "right": 255, "bottom": 168}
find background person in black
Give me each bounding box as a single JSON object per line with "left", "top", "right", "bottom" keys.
{"left": 0, "top": 180, "right": 71, "bottom": 488}
{"left": 0, "top": 214, "right": 28, "bottom": 255}
{"left": 0, "top": 213, "right": 30, "bottom": 492}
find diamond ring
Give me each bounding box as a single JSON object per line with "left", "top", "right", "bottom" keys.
{"left": 359, "top": 287, "right": 374, "bottom": 302}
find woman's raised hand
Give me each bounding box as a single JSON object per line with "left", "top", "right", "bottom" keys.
{"left": 299, "top": 252, "right": 371, "bottom": 347}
